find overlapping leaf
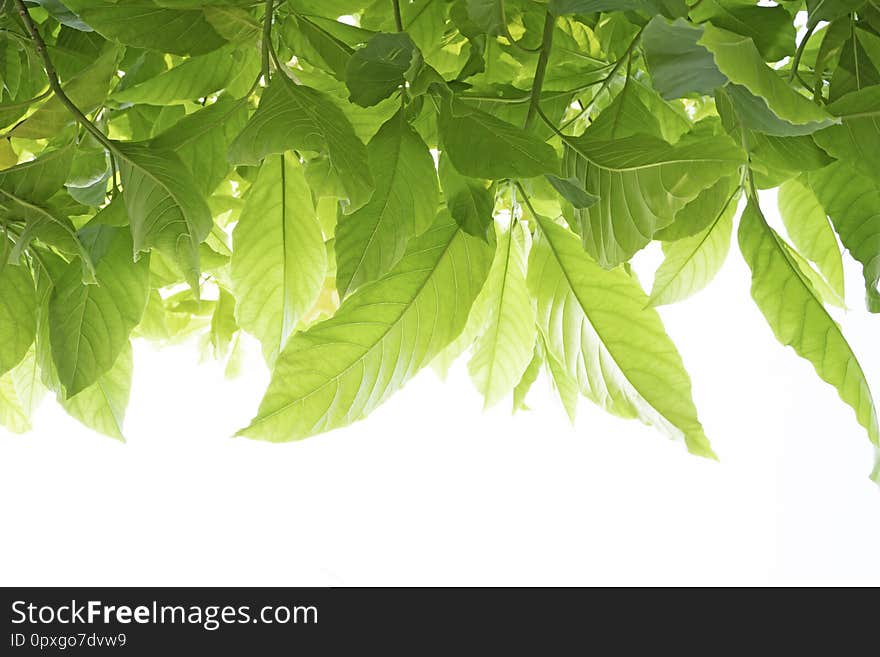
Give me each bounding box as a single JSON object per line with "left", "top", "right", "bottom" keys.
{"left": 528, "top": 216, "right": 714, "bottom": 457}
{"left": 239, "top": 212, "right": 492, "bottom": 441}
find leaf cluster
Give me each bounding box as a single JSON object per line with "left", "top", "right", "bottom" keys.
{"left": 1, "top": 0, "right": 878, "bottom": 480}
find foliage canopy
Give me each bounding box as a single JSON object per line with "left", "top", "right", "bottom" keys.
{"left": 1, "top": 0, "right": 879, "bottom": 481}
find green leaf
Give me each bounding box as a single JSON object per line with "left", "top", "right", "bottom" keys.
{"left": 778, "top": 176, "right": 845, "bottom": 302}
{"left": 0, "top": 190, "right": 96, "bottom": 283}
{"left": 814, "top": 86, "right": 880, "bottom": 185}
{"left": 439, "top": 153, "right": 495, "bottom": 240}
{"left": 643, "top": 18, "right": 728, "bottom": 100}
{"left": 0, "top": 370, "right": 31, "bottom": 433}
{"left": 1, "top": 346, "right": 46, "bottom": 434}
{"left": 112, "top": 46, "right": 260, "bottom": 105}
{"left": 698, "top": 24, "right": 837, "bottom": 129}
{"left": 59, "top": 340, "right": 132, "bottom": 440}
{"left": 238, "top": 211, "right": 492, "bottom": 442}
{"left": 335, "top": 110, "right": 439, "bottom": 296}
{"left": 724, "top": 84, "right": 834, "bottom": 137}
{"left": 115, "top": 141, "right": 213, "bottom": 290}
{"left": 12, "top": 47, "right": 120, "bottom": 139}
{"left": 546, "top": 175, "right": 599, "bottom": 210}
{"left": 68, "top": 0, "right": 228, "bottom": 55}
{"left": 738, "top": 198, "right": 878, "bottom": 447}
{"left": 49, "top": 226, "right": 149, "bottom": 397}
{"left": 586, "top": 77, "right": 692, "bottom": 144}
{"left": 649, "top": 187, "right": 737, "bottom": 306}
{"left": 438, "top": 96, "right": 560, "bottom": 179}
{"left": 149, "top": 96, "right": 249, "bottom": 195}
{"left": 345, "top": 32, "right": 421, "bottom": 107}
{"left": 690, "top": 0, "right": 796, "bottom": 62}
{"left": 808, "top": 162, "right": 880, "bottom": 312}
{"left": 228, "top": 75, "right": 373, "bottom": 212}
{"left": 231, "top": 154, "right": 327, "bottom": 363}
{"left": 542, "top": 334, "right": 579, "bottom": 424}
{"left": 528, "top": 215, "right": 714, "bottom": 458}
{"left": 654, "top": 176, "right": 737, "bottom": 241}
{"left": 513, "top": 340, "right": 542, "bottom": 412}
{"left": 0, "top": 261, "right": 37, "bottom": 376}
{"left": 283, "top": 14, "right": 355, "bottom": 80}
{"left": 560, "top": 132, "right": 744, "bottom": 268}
{"left": 468, "top": 220, "right": 536, "bottom": 409}
{"left": 0, "top": 143, "right": 75, "bottom": 204}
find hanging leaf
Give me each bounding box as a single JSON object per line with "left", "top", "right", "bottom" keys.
{"left": 238, "top": 212, "right": 492, "bottom": 441}
{"left": 738, "top": 198, "right": 878, "bottom": 447}
{"left": 335, "top": 110, "right": 439, "bottom": 296}
{"left": 529, "top": 216, "right": 715, "bottom": 458}
{"left": 231, "top": 154, "right": 327, "bottom": 363}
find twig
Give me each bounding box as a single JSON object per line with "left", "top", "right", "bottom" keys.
{"left": 13, "top": 0, "right": 114, "bottom": 152}
{"left": 262, "top": 0, "right": 275, "bottom": 81}
{"left": 524, "top": 12, "right": 556, "bottom": 130}
{"left": 0, "top": 87, "right": 51, "bottom": 110}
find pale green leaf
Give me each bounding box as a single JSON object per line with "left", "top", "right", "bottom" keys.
{"left": 808, "top": 162, "right": 880, "bottom": 312}
{"left": 698, "top": 23, "right": 837, "bottom": 129}
{"left": 513, "top": 340, "right": 543, "bottom": 412}
{"left": 468, "top": 220, "right": 536, "bottom": 409}
{"left": 231, "top": 154, "right": 327, "bottom": 363}
{"left": 239, "top": 211, "right": 492, "bottom": 441}
{"left": 529, "top": 216, "right": 714, "bottom": 457}
{"left": 778, "top": 176, "right": 845, "bottom": 301}
{"left": 561, "top": 132, "right": 744, "bottom": 268}
{"left": 0, "top": 261, "right": 37, "bottom": 376}
{"left": 649, "top": 188, "right": 737, "bottom": 306}
{"left": 738, "top": 199, "right": 878, "bottom": 446}
{"left": 49, "top": 227, "right": 149, "bottom": 397}
{"left": 59, "top": 340, "right": 132, "bottom": 440}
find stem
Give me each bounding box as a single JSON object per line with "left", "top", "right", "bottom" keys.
{"left": 524, "top": 12, "right": 556, "bottom": 130}
{"left": 0, "top": 87, "right": 51, "bottom": 110}
{"left": 13, "top": 0, "right": 114, "bottom": 152}
{"left": 514, "top": 181, "right": 540, "bottom": 222}
{"left": 262, "top": 0, "right": 275, "bottom": 81}
{"left": 392, "top": 0, "right": 404, "bottom": 32}
{"left": 557, "top": 25, "right": 644, "bottom": 133}
{"left": 789, "top": 22, "right": 816, "bottom": 83}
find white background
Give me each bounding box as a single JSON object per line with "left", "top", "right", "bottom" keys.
{"left": 2, "top": 192, "right": 879, "bottom": 586}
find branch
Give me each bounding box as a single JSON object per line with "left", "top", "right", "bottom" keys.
{"left": 789, "top": 22, "right": 816, "bottom": 83}
{"left": 392, "top": 0, "right": 404, "bottom": 32}
{"left": 523, "top": 12, "right": 556, "bottom": 130}
{"left": 13, "top": 0, "right": 114, "bottom": 152}
{"left": 262, "top": 0, "right": 276, "bottom": 81}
